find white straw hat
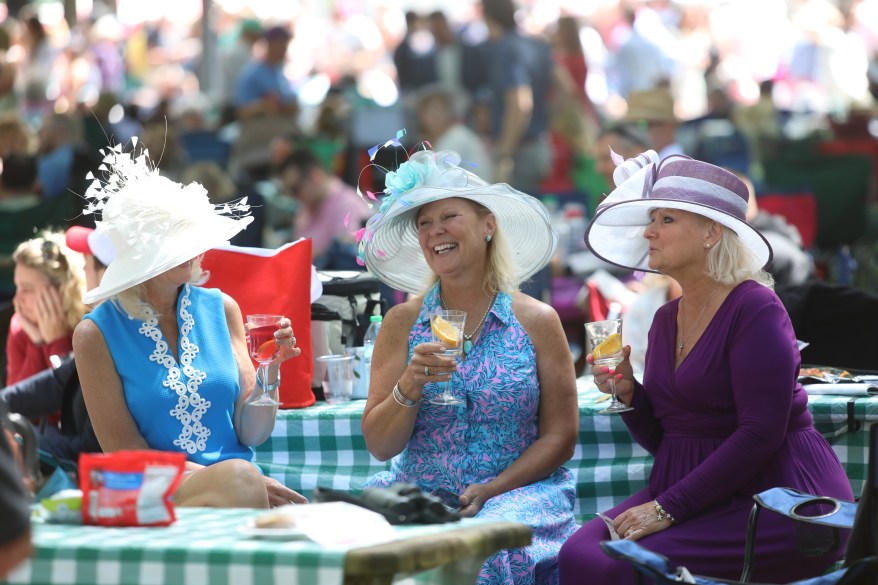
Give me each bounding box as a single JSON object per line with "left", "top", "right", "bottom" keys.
{"left": 585, "top": 150, "right": 772, "bottom": 273}
{"left": 358, "top": 150, "right": 557, "bottom": 294}
{"left": 82, "top": 140, "right": 252, "bottom": 304}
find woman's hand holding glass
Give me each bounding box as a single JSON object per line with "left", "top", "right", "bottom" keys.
{"left": 270, "top": 318, "right": 301, "bottom": 364}
{"left": 395, "top": 341, "right": 458, "bottom": 406}
{"left": 245, "top": 315, "right": 300, "bottom": 406}
{"left": 428, "top": 310, "right": 466, "bottom": 406}
{"left": 585, "top": 345, "right": 634, "bottom": 404}
{"left": 588, "top": 344, "right": 635, "bottom": 404}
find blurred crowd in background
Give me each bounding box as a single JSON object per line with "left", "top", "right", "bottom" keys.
{"left": 0, "top": 0, "right": 877, "bottom": 326}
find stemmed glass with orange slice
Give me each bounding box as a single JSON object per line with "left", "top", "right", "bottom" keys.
{"left": 586, "top": 318, "right": 633, "bottom": 414}
{"left": 429, "top": 309, "right": 467, "bottom": 406}
{"left": 245, "top": 314, "right": 284, "bottom": 407}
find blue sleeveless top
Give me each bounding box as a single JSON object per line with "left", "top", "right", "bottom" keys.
{"left": 84, "top": 285, "right": 252, "bottom": 465}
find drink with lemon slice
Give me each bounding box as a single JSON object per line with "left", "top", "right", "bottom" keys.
{"left": 429, "top": 310, "right": 467, "bottom": 406}
{"left": 585, "top": 319, "right": 633, "bottom": 414}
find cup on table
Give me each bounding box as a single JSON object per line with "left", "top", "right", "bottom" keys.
{"left": 316, "top": 355, "right": 354, "bottom": 404}
{"left": 346, "top": 347, "right": 369, "bottom": 399}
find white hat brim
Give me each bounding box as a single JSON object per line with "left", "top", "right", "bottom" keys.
{"left": 83, "top": 215, "right": 252, "bottom": 304}
{"left": 364, "top": 184, "right": 557, "bottom": 294}
{"left": 586, "top": 198, "right": 773, "bottom": 273}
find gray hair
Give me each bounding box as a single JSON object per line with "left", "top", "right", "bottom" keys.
{"left": 706, "top": 228, "right": 774, "bottom": 288}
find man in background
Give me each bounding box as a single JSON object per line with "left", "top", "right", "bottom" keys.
{"left": 480, "top": 0, "right": 553, "bottom": 195}
{"left": 279, "top": 148, "right": 370, "bottom": 270}
{"left": 622, "top": 87, "right": 684, "bottom": 160}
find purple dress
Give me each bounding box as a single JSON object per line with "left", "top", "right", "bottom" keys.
{"left": 365, "top": 285, "right": 577, "bottom": 584}
{"left": 558, "top": 280, "right": 853, "bottom": 583}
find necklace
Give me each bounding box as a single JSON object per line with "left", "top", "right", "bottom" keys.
{"left": 440, "top": 290, "right": 499, "bottom": 357}
{"left": 677, "top": 287, "right": 718, "bottom": 355}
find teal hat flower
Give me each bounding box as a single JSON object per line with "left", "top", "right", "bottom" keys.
{"left": 356, "top": 149, "right": 557, "bottom": 294}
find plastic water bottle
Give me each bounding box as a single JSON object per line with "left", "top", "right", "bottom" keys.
{"left": 359, "top": 315, "right": 382, "bottom": 399}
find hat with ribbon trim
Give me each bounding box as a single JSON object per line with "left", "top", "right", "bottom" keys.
{"left": 585, "top": 150, "right": 772, "bottom": 273}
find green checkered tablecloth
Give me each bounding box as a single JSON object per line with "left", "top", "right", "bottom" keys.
{"left": 573, "top": 379, "right": 653, "bottom": 517}
{"left": 4, "top": 508, "right": 345, "bottom": 585}
{"left": 255, "top": 400, "right": 389, "bottom": 493}
{"left": 807, "top": 393, "right": 878, "bottom": 497}
{"left": 2, "top": 508, "right": 524, "bottom": 585}
{"left": 253, "top": 380, "right": 655, "bottom": 520}
{"left": 253, "top": 384, "right": 877, "bottom": 523}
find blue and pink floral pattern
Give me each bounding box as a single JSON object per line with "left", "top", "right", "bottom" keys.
{"left": 365, "top": 284, "right": 577, "bottom": 584}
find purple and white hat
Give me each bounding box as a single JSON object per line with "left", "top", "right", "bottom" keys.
{"left": 585, "top": 150, "right": 772, "bottom": 273}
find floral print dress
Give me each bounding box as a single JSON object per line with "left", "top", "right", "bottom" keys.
{"left": 365, "top": 285, "right": 577, "bottom": 584}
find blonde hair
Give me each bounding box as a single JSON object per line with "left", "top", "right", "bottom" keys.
{"left": 13, "top": 230, "right": 87, "bottom": 329}
{"left": 112, "top": 257, "right": 207, "bottom": 321}
{"left": 423, "top": 199, "right": 519, "bottom": 296}
{"left": 706, "top": 227, "right": 774, "bottom": 288}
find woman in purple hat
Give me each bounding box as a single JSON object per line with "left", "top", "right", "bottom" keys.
{"left": 558, "top": 152, "right": 853, "bottom": 583}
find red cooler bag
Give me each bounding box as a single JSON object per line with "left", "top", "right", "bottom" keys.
{"left": 202, "top": 239, "right": 315, "bottom": 408}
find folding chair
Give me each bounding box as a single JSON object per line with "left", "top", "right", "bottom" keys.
{"left": 600, "top": 422, "right": 878, "bottom": 585}
{"left": 742, "top": 422, "right": 877, "bottom": 582}
{"left": 600, "top": 540, "right": 876, "bottom": 585}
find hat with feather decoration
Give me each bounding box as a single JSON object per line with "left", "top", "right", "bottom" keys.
{"left": 358, "top": 148, "right": 556, "bottom": 294}
{"left": 82, "top": 139, "right": 252, "bottom": 304}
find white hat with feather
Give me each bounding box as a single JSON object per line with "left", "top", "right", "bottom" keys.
{"left": 82, "top": 139, "right": 252, "bottom": 304}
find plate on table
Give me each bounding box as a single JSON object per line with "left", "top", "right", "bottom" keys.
{"left": 239, "top": 514, "right": 309, "bottom": 541}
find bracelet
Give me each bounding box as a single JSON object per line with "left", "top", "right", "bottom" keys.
{"left": 653, "top": 500, "right": 677, "bottom": 524}
{"left": 256, "top": 371, "right": 280, "bottom": 393}
{"left": 392, "top": 383, "right": 419, "bottom": 408}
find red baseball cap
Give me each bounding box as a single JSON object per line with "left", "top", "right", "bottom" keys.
{"left": 65, "top": 226, "right": 116, "bottom": 266}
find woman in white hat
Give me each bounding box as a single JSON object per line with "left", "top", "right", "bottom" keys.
{"left": 558, "top": 152, "right": 853, "bottom": 582}
{"left": 359, "top": 149, "right": 579, "bottom": 584}
{"left": 72, "top": 143, "right": 306, "bottom": 508}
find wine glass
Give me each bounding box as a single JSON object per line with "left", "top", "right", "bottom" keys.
{"left": 428, "top": 309, "right": 467, "bottom": 406}
{"left": 245, "top": 314, "right": 284, "bottom": 407}
{"left": 586, "top": 318, "right": 633, "bottom": 415}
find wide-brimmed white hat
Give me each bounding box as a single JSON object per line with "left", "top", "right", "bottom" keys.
{"left": 82, "top": 141, "right": 252, "bottom": 304}
{"left": 585, "top": 150, "right": 772, "bottom": 273}
{"left": 359, "top": 150, "right": 556, "bottom": 294}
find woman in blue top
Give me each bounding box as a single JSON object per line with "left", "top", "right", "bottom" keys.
{"left": 73, "top": 142, "right": 306, "bottom": 508}
{"left": 358, "top": 148, "right": 579, "bottom": 584}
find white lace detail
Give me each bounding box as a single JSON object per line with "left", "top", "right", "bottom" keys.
{"left": 139, "top": 285, "right": 211, "bottom": 454}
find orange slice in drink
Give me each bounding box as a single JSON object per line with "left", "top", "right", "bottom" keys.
{"left": 593, "top": 333, "right": 622, "bottom": 359}
{"left": 257, "top": 340, "right": 277, "bottom": 360}
{"left": 431, "top": 316, "right": 460, "bottom": 348}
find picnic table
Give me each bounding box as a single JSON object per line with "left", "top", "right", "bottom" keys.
{"left": 2, "top": 508, "right": 531, "bottom": 585}
{"left": 253, "top": 381, "right": 878, "bottom": 519}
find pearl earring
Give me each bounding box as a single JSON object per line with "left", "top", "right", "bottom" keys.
{"left": 705, "top": 243, "right": 711, "bottom": 249}
{"left": 486, "top": 234, "right": 492, "bottom": 242}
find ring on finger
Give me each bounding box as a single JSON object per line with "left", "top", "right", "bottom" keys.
{"left": 424, "top": 365, "right": 431, "bottom": 377}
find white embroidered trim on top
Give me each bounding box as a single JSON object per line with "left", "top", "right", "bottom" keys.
{"left": 138, "top": 284, "right": 211, "bottom": 454}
